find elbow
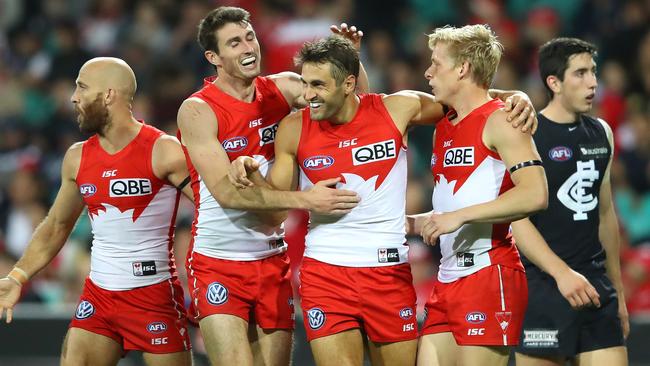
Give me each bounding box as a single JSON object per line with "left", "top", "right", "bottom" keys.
{"left": 527, "top": 187, "right": 548, "bottom": 213}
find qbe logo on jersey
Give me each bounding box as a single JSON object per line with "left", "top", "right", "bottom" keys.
{"left": 259, "top": 123, "right": 279, "bottom": 146}
{"left": 109, "top": 178, "right": 152, "bottom": 197}
{"left": 352, "top": 139, "right": 396, "bottom": 166}
{"left": 444, "top": 147, "right": 474, "bottom": 167}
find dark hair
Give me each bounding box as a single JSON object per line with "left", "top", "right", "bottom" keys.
{"left": 538, "top": 37, "right": 597, "bottom": 98}
{"left": 197, "top": 7, "right": 250, "bottom": 54}
{"left": 295, "top": 35, "right": 359, "bottom": 85}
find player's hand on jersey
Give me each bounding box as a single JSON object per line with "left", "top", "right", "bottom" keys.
{"left": 554, "top": 267, "right": 601, "bottom": 309}
{"left": 228, "top": 156, "right": 260, "bottom": 189}
{"left": 503, "top": 92, "right": 537, "bottom": 134}
{"left": 420, "top": 211, "right": 463, "bottom": 245}
{"left": 306, "top": 177, "right": 360, "bottom": 215}
{"left": 618, "top": 296, "right": 630, "bottom": 339}
{"left": 330, "top": 23, "right": 363, "bottom": 51}
{"left": 0, "top": 278, "right": 22, "bottom": 323}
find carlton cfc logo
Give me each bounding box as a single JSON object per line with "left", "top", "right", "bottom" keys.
{"left": 222, "top": 136, "right": 248, "bottom": 152}
{"left": 303, "top": 155, "right": 334, "bottom": 170}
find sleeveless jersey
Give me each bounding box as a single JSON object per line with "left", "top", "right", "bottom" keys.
{"left": 297, "top": 93, "right": 408, "bottom": 267}
{"left": 181, "top": 76, "right": 291, "bottom": 260}
{"left": 522, "top": 113, "right": 610, "bottom": 275}
{"left": 76, "top": 123, "right": 180, "bottom": 290}
{"left": 431, "top": 99, "right": 523, "bottom": 283}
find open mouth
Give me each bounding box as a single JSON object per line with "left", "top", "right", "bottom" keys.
{"left": 586, "top": 93, "right": 595, "bottom": 101}
{"left": 241, "top": 56, "right": 257, "bottom": 67}
{"left": 309, "top": 101, "right": 323, "bottom": 109}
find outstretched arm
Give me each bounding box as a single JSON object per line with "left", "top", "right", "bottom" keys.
{"left": 178, "top": 98, "right": 317, "bottom": 211}
{"left": 0, "top": 143, "right": 85, "bottom": 323}
{"left": 228, "top": 111, "right": 360, "bottom": 216}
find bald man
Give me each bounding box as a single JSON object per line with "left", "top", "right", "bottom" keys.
{"left": 0, "top": 57, "right": 194, "bottom": 366}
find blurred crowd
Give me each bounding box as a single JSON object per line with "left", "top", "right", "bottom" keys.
{"left": 1, "top": 0, "right": 650, "bottom": 320}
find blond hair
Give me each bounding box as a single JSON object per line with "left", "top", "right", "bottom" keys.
{"left": 428, "top": 24, "right": 503, "bottom": 88}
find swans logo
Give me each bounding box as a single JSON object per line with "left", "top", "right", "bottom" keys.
{"left": 303, "top": 155, "right": 334, "bottom": 170}
{"left": 307, "top": 308, "right": 326, "bottom": 330}
{"left": 75, "top": 300, "right": 95, "bottom": 320}
{"left": 206, "top": 282, "right": 229, "bottom": 305}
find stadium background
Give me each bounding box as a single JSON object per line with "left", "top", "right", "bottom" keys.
{"left": 0, "top": 0, "right": 649, "bottom": 364}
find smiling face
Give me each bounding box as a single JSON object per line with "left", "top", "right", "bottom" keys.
{"left": 553, "top": 52, "right": 598, "bottom": 114}
{"left": 301, "top": 62, "right": 349, "bottom": 121}
{"left": 211, "top": 21, "right": 261, "bottom": 80}
{"left": 424, "top": 42, "right": 461, "bottom": 105}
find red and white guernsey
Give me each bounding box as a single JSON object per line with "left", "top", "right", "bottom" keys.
{"left": 181, "top": 76, "right": 291, "bottom": 260}
{"left": 297, "top": 93, "right": 408, "bottom": 267}
{"left": 76, "top": 123, "right": 180, "bottom": 290}
{"left": 431, "top": 99, "right": 523, "bottom": 283}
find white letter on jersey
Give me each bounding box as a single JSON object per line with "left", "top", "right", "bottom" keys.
{"left": 557, "top": 160, "right": 599, "bottom": 220}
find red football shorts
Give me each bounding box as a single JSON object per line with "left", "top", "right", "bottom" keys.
{"left": 187, "top": 251, "right": 294, "bottom": 329}
{"left": 300, "top": 257, "right": 418, "bottom": 342}
{"left": 69, "top": 277, "right": 190, "bottom": 354}
{"left": 421, "top": 264, "right": 528, "bottom": 346}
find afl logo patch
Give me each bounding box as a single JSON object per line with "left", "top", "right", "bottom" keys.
{"left": 79, "top": 184, "right": 97, "bottom": 197}
{"left": 222, "top": 136, "right": 248, "bottom": 152}
{"left": 466, "top": 311, "right": 486, "bottom": 324}
{"left": 399, "top": 307, "right": 414, "bottom": 320}
{"left": 147, "top": 321, "right": 168, "bottom": 334}
{"left": 75, "top": 300, "right": 95, "bottom": 320}
{"left": 548, "top": 146, "right": 572, "bottom": 162}
{"left": 307, "top": 308, "right": 326, "bottom": 330}
{"left": 303, "top": 155, "right": 334, "bottom": 170}
{"left": 206, "top": 282, "right": 228, "bottom": 305}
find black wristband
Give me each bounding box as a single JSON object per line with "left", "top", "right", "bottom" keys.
{"left": 177, "top": 175, "right": 191, "bottom": 190}
{"left": 508, "top": 160, "right": 542, "bottom": 174}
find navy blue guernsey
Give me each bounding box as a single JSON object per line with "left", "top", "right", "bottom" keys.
{"left": 521, "top": 113, "right": 611, "bottom": 276}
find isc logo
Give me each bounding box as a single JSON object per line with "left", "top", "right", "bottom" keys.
{"left": 443, "top": 147, "right": 474, "bottom": 167}
{"left": 549, "top": 146, "right": 572, "bottom": 162}
{"left": 303, "top": 155, "right": 335, "bottom": 170}
{"left": 402, "top": 323, "right": 415, "bottom": 332}
{"left": 467, "top": 328, "right": 485, "bottom": 336}
{"left": 109, "top": 179, "right": 152, "bottom": 197}
{"left": 147, "top": 322, "right": 167, "bottom": 333}
{"left": 151, "top": 337, "right": 168, "bottom": 345}
{"left": 79, "top": 184, "right": 97, "bottom": 197}
{"left": 465, "top": 311, "right": 486, "bottom": 324}
{"left": 351, "top": 139, "right": 396, "bottom": 166}
{"left": 222, "top": 136, "right": 248, "bottom": 152}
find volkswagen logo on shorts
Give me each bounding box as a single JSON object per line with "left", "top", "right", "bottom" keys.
{"left": 75, "top": 300, "right": 95, "bottom": 320}
{"left": 307, "top": 308, "right": 326, "bottom": 330}
{"left": 399, "top": 307, "right": 414, "bottom": 320}
{"left": 206, "top": 282, "right": 228, "bottom": 305}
